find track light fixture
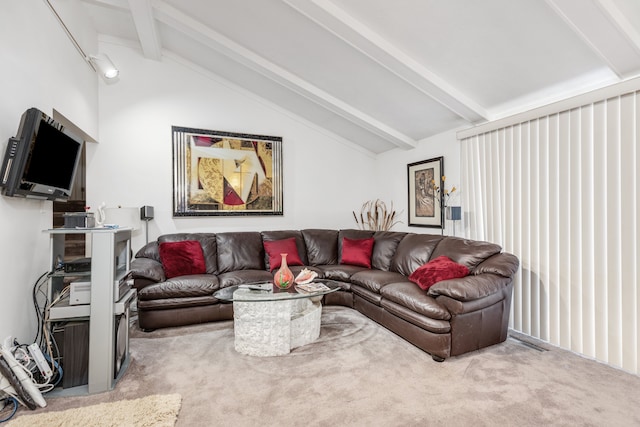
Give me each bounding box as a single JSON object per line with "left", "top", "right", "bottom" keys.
{"left": 45, "top": 0, "right": 120, "bottom": 82}
{"left": 88, "top": 54, "right": 119, "bottom": 80}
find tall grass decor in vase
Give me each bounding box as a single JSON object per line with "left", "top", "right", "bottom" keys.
{"left": 353, "top": 199, "right": 402, "bottom": 231}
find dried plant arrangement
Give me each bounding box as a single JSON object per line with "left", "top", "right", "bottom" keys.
{"left": 352, "top": 199, "right": 402, "bottom": 231}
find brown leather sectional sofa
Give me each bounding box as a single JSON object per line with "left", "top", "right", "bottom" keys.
{"left": 130, "top": 229, "right": 519, "bottom": 361}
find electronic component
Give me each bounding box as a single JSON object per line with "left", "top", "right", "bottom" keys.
{"left": 70, "top": 281, "right": 91, "bottom": 305}
{"left": 64, "top": 257, "right": 91, "bottom": 273}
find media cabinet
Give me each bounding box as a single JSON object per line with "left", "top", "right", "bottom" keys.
{"left": 45, "top": 227, "right": 134, "bottom": 394}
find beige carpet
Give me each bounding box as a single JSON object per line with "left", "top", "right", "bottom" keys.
{"left": 6, "top": 306, "right": 640, "bottom": 426}
{"left": 6, "top": 393, "right": 181, "bottom": 427}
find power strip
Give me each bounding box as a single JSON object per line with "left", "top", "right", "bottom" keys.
{"left": 0, "top": 347, "right": 46, "bottom": 408}
{"left": 27, "top": 344, "right": 53, "bottom": 380}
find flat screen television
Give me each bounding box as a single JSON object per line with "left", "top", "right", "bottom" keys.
{"left": 0, "top": 108, "right": 84, "bottom": 201}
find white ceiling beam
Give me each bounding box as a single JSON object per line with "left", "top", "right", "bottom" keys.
{"left": 283, "top": 0, "right": 488, "bottom": 124}
{"left": 127, "top": 0, "right": 162, "bottom": 60}
{"left": 546, "top": 0, "right": 640, "bottom": 78}
{"left": 152, "top": 0, "right": 417, "bottom": 150}
{"left": 81, "top": 0, "right": 129, "bottom": 11}
{"left": 595, "top": 0, "right": 640, "bottom": 57}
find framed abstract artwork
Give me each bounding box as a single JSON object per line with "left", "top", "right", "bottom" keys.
{"left": 407, "top": 156, "right": 443, "bottom": 228}
{"left": 172, "top": 126, "right": 283, "bottom": 216}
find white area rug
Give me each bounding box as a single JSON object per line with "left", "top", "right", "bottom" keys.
{"left": 7, "top": 393, "right": 181, "bottom": 427}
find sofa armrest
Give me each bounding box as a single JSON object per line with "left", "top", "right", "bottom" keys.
{"left": 473, "top": 252, "right": 519, "bottom": 277}
{"left": 427, "top": 273, "right": 512, "bottom": 302}
{"left": 131, "top": 258, "right": 166, "bottom": 283}
{"left": 441, "top": 280, "right": 515, "bottom": 357}
{"left": 135, "top": 240, "right": 160, "bottom": 261}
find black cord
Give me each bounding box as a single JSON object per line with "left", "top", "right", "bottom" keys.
{"left": 32, "top": 271, "right": 51, "bottom": 346}
{"left": 48, "top": 325, "right": 62, "bottom": 376}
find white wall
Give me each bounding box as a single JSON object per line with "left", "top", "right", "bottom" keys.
{"left": 90, "top": 42, "right": 378, "bottom": 253}
{"left": 0, "top": 1, "right": 465, "bottom": 348}
{"left": 375, "top": 129, "right": 464, "bottom": 236}
{"left": 0, "top": 1, "right": 98, "bottom": 344}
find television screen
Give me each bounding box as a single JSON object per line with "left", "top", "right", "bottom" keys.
{"left": 0, "top": 108, "right": 84, "bottom": 201}
{"left": 22, "top": 120, "right": 81, "bottom": 190}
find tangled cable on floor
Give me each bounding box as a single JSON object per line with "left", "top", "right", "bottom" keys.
{"left": 0, "top": 396, "right": 18, "bottom": 423}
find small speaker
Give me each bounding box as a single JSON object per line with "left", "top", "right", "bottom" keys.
{"left": 114, "top": 306, "right": 130, "bottom": 379}
{"left": 140, "top": 205, "right": 154, "bottom": 220}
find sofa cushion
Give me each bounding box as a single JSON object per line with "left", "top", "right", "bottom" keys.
{"left": 137, "top": 274, "right": 219, "bottom": 300}
{"left": 316, "top": 264, "right": 367, "bottom": 282}
{"left": 302, "top": 229, "right": 339, "bottom": 265}
{"left": 409, "top": 256, "right": 469, "bottom": 290}
{"left": 340, "top": 237, "right": 374, "bottom": 268}
{"left": 380, "top": 299, "right": 451, "bottom": 333}
{"left": 158, "top": 233, "right": 218, "bottom": 274}
{"left": 371, "top": 231, "right": 407, "bottom": 271}
{"left": 351, "top": 284, "right": 383, "bottom": 306}
{"left": 216, "top": 232, "right": 265, "bottom": 273}
{"left": 261, "top": 230, "right": 309, "bottom": 267}
{"left": 338, "top": 229, "right": 374, "bottom": 255}
{"left": 380, "top": 282, "right": 451, "bottom": 320}
{"left": 158, "top": 241, "right": 206, "bottom": 279}
{"left": 429, "top": 236, "right": 502, "bottom": 271}
{"left": 390, "top": 234, "right": 444, "bottom": 276}
{"left": 263, "top": 238, "right": 305, "bottom": 271}
{"left": 350, "top": 270, "right": 407, "bottom": 294}
{"left": 217, "top": 270, "right": 274, "bottom": 288}
{"left": 137, "top": 295, "right": 219, "bottom": 310}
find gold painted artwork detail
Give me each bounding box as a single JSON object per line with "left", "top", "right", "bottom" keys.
{"left": 173, "top": 127, "right": 282, "bottom": 216}
{"left": 181, "top": 135, "right": 277, "bottom": 213}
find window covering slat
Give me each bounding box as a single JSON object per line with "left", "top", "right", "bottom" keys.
{"left": 460, "top": 82, "right": 640, "bottom": 374}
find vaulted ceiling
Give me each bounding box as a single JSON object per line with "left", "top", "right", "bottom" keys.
{"left": 80, "top": 0, "right": 640, "bottom": 153}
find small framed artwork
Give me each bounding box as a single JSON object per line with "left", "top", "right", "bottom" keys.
{"left": 407, "top": 156, "right": 443, "bottom": 228}
{"left": 172, "top": 126, "right": 283, "bottom": 216}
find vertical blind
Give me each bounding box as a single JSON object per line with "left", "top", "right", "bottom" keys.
{"left": 459, "top": 79, "right": 639, "bottom": 374}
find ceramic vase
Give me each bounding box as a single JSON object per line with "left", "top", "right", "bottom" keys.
{"left": 273, "top": 253, "right": 294, "bottom": 289}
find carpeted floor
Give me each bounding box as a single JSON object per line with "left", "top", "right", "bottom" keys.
{"left": 8, "top": 306, "right": 640, "bottom": 426}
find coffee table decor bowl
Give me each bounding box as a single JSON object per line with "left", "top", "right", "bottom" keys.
{"left": 294, "top": 268, "right": 318, "bottom": 285}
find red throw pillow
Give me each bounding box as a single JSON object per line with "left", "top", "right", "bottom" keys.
{"left": 409, "top": 255, "right": 469, "bottom": 290}
{"left": 340, "top": 237, "right": 374, "bottom": 268}
{"left": 159, "top": 240, "right": 206, "bottom": 279}
{"left": 263, "top": 237, "right": 304, "bottom": 271}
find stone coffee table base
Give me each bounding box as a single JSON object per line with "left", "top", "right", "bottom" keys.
{"left": 233, "top": 297, "right": 323, "bottom": 356}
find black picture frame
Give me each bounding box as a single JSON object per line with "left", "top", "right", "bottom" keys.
{"left": 407, "top": 156, "right": 444, "bottom": 228}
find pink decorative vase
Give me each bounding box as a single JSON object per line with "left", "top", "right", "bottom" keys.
{"left": 273, "top": 253, "right": 294, "bottom": 289}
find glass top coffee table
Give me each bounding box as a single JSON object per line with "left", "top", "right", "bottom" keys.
{"left": 214, "top": 280, "right": 340, "bottom": 356}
